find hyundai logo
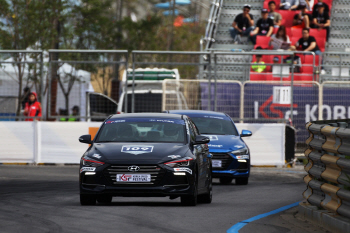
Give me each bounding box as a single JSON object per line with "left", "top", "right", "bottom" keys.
{"left": 128, "top": 165, "right": 140, "bottom": 172}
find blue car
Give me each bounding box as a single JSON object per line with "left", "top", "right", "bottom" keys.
{"left": 165, "top": 110, "right": 252, "bottom": 185}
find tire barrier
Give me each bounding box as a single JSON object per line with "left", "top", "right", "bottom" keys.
{"left": 304, "top": 120, "right": 350, "bottom": 219}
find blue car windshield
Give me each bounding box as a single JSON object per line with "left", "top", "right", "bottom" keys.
{"left": 190, "top": 117, "right": 239, "bottom": 136}
{"left": 96, "top": 118, "right": 186, "bottom": 143}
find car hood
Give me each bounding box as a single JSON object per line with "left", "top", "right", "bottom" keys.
{"left": 89, "top": 142, "right": 189, "bottom": 164}
{"left": 203, "top": 134, "right": 246, "bottom": 152}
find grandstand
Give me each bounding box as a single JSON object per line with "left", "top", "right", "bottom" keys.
{"left": 203, "top": 0, "right": 350, "bottom": 82}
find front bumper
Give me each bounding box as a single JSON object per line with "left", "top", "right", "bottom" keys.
{"left": 211, "top": 152, "right": 250, "bottom": 178}
{"left": 80, "top": 183, "right": 192, "bottom": 197}
{"left": 79, "top": 164, "right": 195, "bottom": 197}
{"left": 212, "top": 169, "right": 249, "bottom": 178}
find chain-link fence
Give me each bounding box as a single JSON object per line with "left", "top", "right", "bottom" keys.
{"left": 0, "top": 50, "right": 43, "bottom": 120}
{"left": 48, "top": 50, "right": 128, "bottom": 121}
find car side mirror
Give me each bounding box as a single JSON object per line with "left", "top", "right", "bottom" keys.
{"left": 194, "top": 135, "right": 210, "bottom": 144}
{"left": 79, "top": 134, "right": 92, "bottom": 144}
{"left": 240, "top": 130, "right": 252, "bottom": 137}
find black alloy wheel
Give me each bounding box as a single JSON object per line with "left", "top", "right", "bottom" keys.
{"left": 181, "top": 167, "right": 198, "bottom": 206}
{"left": 198, "top": 169, "right": 212, "bottom": 204}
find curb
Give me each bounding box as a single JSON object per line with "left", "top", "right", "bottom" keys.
{"left": 298, "top": 202, "right": 350, "bottom": 233}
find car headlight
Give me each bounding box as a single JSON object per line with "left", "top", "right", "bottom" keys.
{"left": 230, "top": 148, "right": 249, "bottom": 159}
{"left": 164, "top": 157, "right": 193, "bottom": 168}
{"left": 82, "top": 157, "right": 105, "bottom": 167}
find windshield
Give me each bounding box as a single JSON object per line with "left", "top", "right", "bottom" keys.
{"left": 190, "top": 117, "right": 239, "bottom": 136}
{"left": 96, "top": 118, "right": 186, "bottom": 143}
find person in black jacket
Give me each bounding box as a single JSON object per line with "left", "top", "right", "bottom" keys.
{"left": 229, "top": 4, "right": 255, "bottom": 43}
{"left": 21, "top": 86, "right": 31, "bottom": 110}
{"left": 311, "top": 2, "right": 330, "bottom": 40}
{"left": 312, "top": 0, "right": 330, "bottom": 17}
{"left": 249, "top": 9, "right": 274, "bottom": 44}
{"left": 290, "top": 28, "right": 321, "bottom": 55}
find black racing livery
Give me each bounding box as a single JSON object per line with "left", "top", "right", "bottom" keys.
{"left": 79, "top": 113, "right": 212, "bottom": 206}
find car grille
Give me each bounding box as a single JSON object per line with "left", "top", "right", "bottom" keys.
{"left": 211, "top": 153, "right": 233, "bottom": 170}
{"left": 103, "top": 165, "right": 165, "bottom": 186}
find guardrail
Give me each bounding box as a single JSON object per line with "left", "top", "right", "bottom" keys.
{"left": 304, "top": 119, "right": 350, "bottom": 219}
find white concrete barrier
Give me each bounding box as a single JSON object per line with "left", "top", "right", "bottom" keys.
{"left": 236, "top": 123, "right": 286, "bottom": 166}
{"left": 0, "top": 122, "right": 286, "bottom": 165}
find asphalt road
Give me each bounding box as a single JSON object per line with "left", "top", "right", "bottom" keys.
{"left": 0, "top": 166, "right": 329, "bottom": 233}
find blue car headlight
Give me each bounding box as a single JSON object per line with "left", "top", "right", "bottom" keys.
{"left": 230, "top": 148, "right": 249, "bottom": 159}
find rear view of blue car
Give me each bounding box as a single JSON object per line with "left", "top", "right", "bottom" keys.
{"left": 166, "top": 110, "right": 252, "bottom": 185}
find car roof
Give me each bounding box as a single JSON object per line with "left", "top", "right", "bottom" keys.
{"left": 167, "top": 110, "right": 228, "bottom": 117}
{"left": 109, "top": 113, "right": 184, "bottom": 120}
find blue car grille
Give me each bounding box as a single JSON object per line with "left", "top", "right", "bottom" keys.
{"left": 103, "top": 165, "right": 165, "bottom": 186}
{"left": 211, "top": 153, "right": 233, "bottom": 170}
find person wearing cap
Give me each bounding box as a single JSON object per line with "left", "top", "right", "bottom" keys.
{"left": 60, "top": 106, "right": 80, "bottom": 121}
{"left": 68, "top": 106, "right": 80, "bottom": 121}
{"left": 292, "top": 3, "right": 312, "bottom": 29}
{"left": 268, "top": 1, "right": 282, "bottom": 27}
{"left": 249, "top": 9, "right": 274, "bottom": 45}
{"left": 311, "top": 2, "right": 330, "bottom": 40}
{"left": 280, "top": 0, "right": 299, "bottom": 11}
{"left": 23, "top": 92, "right": 42, "bottom": 121}
{"left": 229, "top": 4, "right": 254, "bottom": 43}
{"left": 312, "top": 0, "right": 329, "bottom": 17}
{"left": 273, "top": 56, "right": 280, "bottom": 63}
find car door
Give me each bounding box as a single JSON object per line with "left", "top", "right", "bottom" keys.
{"left": 187, "top": 119, "right": 207, "bottom": 191}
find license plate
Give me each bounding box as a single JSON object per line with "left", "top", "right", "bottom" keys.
{"left": 116, "top": 174, "right": 151, "bottom": 182}
{"left": 212, "top": 160, "right": 222, "bottom": 168}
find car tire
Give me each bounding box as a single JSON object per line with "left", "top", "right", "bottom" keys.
{"left": 219, "top": 177, "right": 233, "bottom": 185}
{"left": 181, "top": 169, "right": 198, "bottom": 206}
{"left": 97, "top": 195, "right": 112, "bottom": 204}
{"left": 198, "top": 172, "right": 212, "bottom": 204}
{"left": 236, "top": 177, "right": 249, "bottom": 185}
{"left": 80, "top": 194, "right": 96, "bottom": 205}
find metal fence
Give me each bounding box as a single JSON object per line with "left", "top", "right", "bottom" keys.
{"left": 304, "top": 120, "right": 350, "bottom": 220}
{"left": 47, "top": 50, "right": 128, "bottom": 121}
{"left": 0, "top": 50, "right": 43, "bottom": 120}
{"left": 2, "top": 49, "right": 350, "bottom": 148}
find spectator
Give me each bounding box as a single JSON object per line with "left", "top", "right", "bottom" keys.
{"left": 311, "top": 2, "right": 330, "bottom": 40}
{"left": 23, "top": 92, "right": 42, "bottom": 121}
{"left": 268, "top": 1, "right": 282, "bottom": 27}
{"left": 249, "top": 9, "right": 274, "bottom": 45}
{"left": 273, "top": 56, "right": 280, "bottom": 64}
{"left": 292, "top": 3, "right": 312, "bottom": 29}
{"left": 312, "top": 0, "right": 329, "bottom": 17}
{"left": 280, "top": 0, "right": 299, "bottom": 11}
{"left": 251, "top": 47, "right": 267, "bottom": 73}
{"left": 300, "top": 0, "right": 314, "bottom": 11}
{"left": 229, "top": 4, "right": 254, "bottom": 44}
{"left": 21, "top": 86, "right": 31, "bottom": 110}
{"left": 269, "top": 25, "right": 291, "bottom": 49}
{"left": 290, "top": 28, "right": 321, "bottom": 55}
{"left": 68, "top": 106, "right": 80, "bottom": 121}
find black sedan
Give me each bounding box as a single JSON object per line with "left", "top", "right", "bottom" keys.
{"left": 79, "top": 113, "right": 212, "bottom": 206}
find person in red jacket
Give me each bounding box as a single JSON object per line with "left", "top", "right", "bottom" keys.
{"left": 24, "top": 92, "right": 42, "bottom": 121}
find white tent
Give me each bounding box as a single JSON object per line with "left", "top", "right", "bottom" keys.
{"left": 0, "top": 52, "right": 93, "bottom": 119}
